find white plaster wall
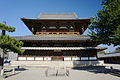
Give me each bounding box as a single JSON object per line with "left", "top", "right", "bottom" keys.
{"left": 64, "top": 57, "right": 71, "bottom": 61}
{"left": 27, "top": 57, "right": 34, "bottom": 60}
{"left": 18, "top": 57, "right": 26, "bottom": 60}
{"left": 89, "top": 57, "right": 97, "bottom": 60}
{"left": 35, "top": 57, "right": 43, "bottom": 61}
{"left": 72, "top": 57, "right": 80, "bottom": 61}
{"left": 44, "top": 57, "right": 51, "bottom": 61}
{"left": 81, "top": 57, "right": 88, "bottom": 60}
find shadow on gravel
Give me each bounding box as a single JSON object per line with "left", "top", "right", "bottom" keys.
{"left": 15, "top": 68, "right": 28, "bottom": 71}
{"left": 4, "top": 68, "right": 28, "bottom": 72}
{"left": 3, "top": 68, "right": 28, "bottom": 78}
{"left": 6, "top": 72, "right": 21, "bottom": 78}
{"left": 72, "top": 66, "right": 120, "bottom": 77}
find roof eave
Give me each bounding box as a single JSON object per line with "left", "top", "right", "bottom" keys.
{"left": 21, "top": 17, "right": 91, "bottom": 21}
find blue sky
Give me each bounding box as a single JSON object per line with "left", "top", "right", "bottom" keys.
{"left": 0, "top": 0, "right": 119, "bottom": 52}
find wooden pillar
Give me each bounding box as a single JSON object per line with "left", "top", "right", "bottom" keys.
{"left": 56, "top": 26, "right": 59, "bottom": 32}
{"left": 46, "top": 25, "right": 48, "bottom": 32}
{"left": 31, "top": 26, "right": 34, "bottom": 34}
{"left": 81, "top": 24, "right": 85, "bottom": 33}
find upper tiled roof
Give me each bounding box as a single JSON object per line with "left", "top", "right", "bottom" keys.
{"left": 38, "top": 13, "right": 78, "bottom": 19}
{"left": 14, "top": 35, "right": 92, "bottom": 41}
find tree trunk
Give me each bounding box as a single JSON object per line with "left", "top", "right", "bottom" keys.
{"left": 0, "top": 49, "right": 4, "bottom": 71}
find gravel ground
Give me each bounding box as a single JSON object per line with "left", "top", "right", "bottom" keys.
{"left": 0, "top": 64, "right": 120, "bottom": 80}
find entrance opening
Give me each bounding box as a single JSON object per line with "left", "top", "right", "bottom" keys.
{"left": 52, "top": 56, "right": 63, "bottom": 61}
{"left": 52, "top": 50, "right": 63, "bottom": 61}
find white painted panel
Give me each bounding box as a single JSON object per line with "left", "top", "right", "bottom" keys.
{"left": 89, "top": 57, "right": 97, "bottom": 60}
{"left": 18, "top": 57, "right": 26, "bottom": 60}
{"left": 27, "top": 57, "right": 34, "bottom": 60}
{"left": 64, "top": 57, "right": 71, "bottom": 61}
{"left": 35, "top": 57, "right": 43, "bottom": 61}
{"left": 48, "top": 57, "right": 51, "bottom": 61}
{"left": 72, "top": 57, "right": 80, "bottom": 61}
{"left": 81, "top": 57, "right": 88, "bottom": 60}
{"left": 44, "top": 57, "right": 51, "bottom": 61}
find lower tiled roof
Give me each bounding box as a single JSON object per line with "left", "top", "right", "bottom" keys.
{"left": 14, "top": 35, "right": 92, "bottom": 41}
{"left": 21, "top": 47, "right": 106, "bottom": 50}
{"left": 98, "top": 53, "right": 120, "bottom": 58}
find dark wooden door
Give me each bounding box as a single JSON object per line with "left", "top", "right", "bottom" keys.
{"left": 52, "top": 56, "right": 63, "bottom": 61}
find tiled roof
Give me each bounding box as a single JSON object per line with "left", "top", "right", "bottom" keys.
{"left": 14, "top": 35, "right": 92, "bottom": 41}
{"left": 38, "top": 13, "right": 78, "bottom": 19}
{"left": 98, "top": 53, "right": 120, "bottom": 58}
{"left": 21, "top": 47, "right": 106, "bottom": 50}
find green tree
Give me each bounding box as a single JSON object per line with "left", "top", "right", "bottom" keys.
{"left": 0, "top": 22, "right": 24, "bottom": 70}
{"left": 115, "top": 47, "right": 120, "bottom": 52}
{"left": 89, "top": 0, "right": 120, "bottom": 46}
{"left": 98, "top": 50, "right": 106, "bottom": 54}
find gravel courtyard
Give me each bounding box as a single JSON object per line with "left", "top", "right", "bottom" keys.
{"left": 0, "top": 64, "right": 120, "bottom": 80}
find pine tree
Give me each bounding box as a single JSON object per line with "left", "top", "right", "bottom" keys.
{"left": 89, "top": 0, "right": 120, "bottom": 46}
{"left": 0, "top": 21, "right": 24, "bottom": 70}
{"left": 115, "top": 47, "right": 120, "bottom": 52}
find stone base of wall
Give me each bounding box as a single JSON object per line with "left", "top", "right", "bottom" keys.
{"left": 11, "top": 60, "right": 104, "bottom": 68}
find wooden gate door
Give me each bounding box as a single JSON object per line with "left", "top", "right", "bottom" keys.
{"left": 52, "top": 50, "right": 63, "bottom": 61}
{"left": 52, "top": 56, "right": 63, "bottom": 61}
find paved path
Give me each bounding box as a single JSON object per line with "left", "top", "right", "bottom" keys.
{"left": 104, "top": 63, "right": 120, "bottom": 70}
{"left": 0, "top": 67, "right": 119, "bottom": 80}
{"left": 0, "top": 63, "right": 120, "bottom": 80}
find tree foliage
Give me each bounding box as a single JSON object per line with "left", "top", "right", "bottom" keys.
{"left": 89, "top": 0, "right": 120, "bottom": 46}
{"left": 115, "top": 47, "right": 120, "bottom": 52}
{"left": 0, "top": 22, "right": 24, "bottom": 54}
{"left": 0, "top": 35, "right": 24, "bottom": 54}
{"left": 0, "top": 23, "right": 15, "bottom": 32}
{"left": 98, "top": 50, "right": 106, "bottom": 54}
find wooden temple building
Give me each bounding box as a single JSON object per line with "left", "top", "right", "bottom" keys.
{"left": 14, "top": 13, "right": 106, "bottom": 61}
{"left": 98, "top": 52, "right": 120, "bottom": 64}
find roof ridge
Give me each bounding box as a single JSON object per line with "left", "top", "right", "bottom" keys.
{"left": 38, "top": 13, "right": 78, "bottom": 19}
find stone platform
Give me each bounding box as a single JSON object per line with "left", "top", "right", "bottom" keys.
{"left": 11, "top": 61, "right": 104, "bottom": 68}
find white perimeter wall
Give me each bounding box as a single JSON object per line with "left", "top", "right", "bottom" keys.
{"left": 18, "top": 57, "right": 97, "bottom": 61}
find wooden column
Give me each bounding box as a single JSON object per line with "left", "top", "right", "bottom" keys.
{"left": 81, "top": 24, "right": 85, "bottom": 34}
{"left": 56, "top": 22, "right": 59, "bottom": 32}
{"left": 31, "top": 26, "right": 34, "bottom": 34}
